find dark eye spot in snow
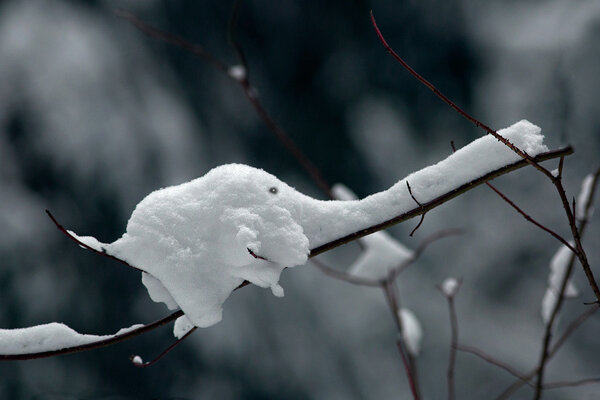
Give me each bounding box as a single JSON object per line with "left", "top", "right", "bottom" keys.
{"left": 269, "top": 187, "right": 278, "bottom": 194}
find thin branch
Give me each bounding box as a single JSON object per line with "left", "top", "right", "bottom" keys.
{"left": 0, "top": 310, "right": 183, "bottom": 360}
{"left": 533, "top": 169, "right": 600, "bottom": 399}
{"left": 115, "top": 9, "right": 229, "bottom": 73}
{"left": 484, "top": 183, "right": 576, "bottom": 254}
{"left": 496, "top": 304, "right": 599, "bottom": 399}
{"left": 406, "top": 181, "right": 426, "bottom": 236}
{"left": 46, "top": 210, "right": 141, "bottom": 272}
{"left": 310, "top": 258, "right": 381, "bottom": 287}
{"left": 389, "top": 229, "right": 464, "bottom": 281}
{"left": 371, "top": 10, "right": 600, "bottom": 304}
{"left": 544, "top": 377, "right": 600, "bottom": 390}
{"left": 132, "top": 327, "right": 197, "bottom": 368}
{"left": 383, "top": 281, "right": 421, "bottom": 400}
{"left": 117, "top": 10, "right": 333, "bottom": 199}
{"left": 309, "top": 147, "right": 572, "bottom": 258}
{"left": 456, "top": 344, "right": 532, "bottom": 386}
{"left": 439, "top": 285, "right": 461, "bottom": 400}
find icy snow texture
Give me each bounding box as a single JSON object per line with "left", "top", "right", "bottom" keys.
{"left": 441, "top": 277, "right": 461, "bottom": 297}
{"left": 398, "top": 309, "right": 422, "bottom": 356}
{"left": 69, "top": 120, "right": 546, "bottom": 331}
{"left": 332, "top": 183, "right": 413, "bottom": 280}
{"left": 0, "top": 323, "right": 142, "bottom": 355}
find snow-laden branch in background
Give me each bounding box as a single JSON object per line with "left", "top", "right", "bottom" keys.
{"left": 541, "top": 245, "right": 579, "bottom": 324}
{"left": 540, "top": 171, "right": 599, "bottom": 324}
{"left": 398, "top": 309, "right": 423, "bottom": 356}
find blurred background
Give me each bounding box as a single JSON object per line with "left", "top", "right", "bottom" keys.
{"left": 1, "top": 0, "right": 599, "bottom": 398}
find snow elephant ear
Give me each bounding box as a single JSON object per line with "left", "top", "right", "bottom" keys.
{"left": 219, "top": 205, "right": 309, "bottom": 292}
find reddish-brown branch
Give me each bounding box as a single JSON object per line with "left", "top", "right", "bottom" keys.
{"left": 132, "top": 327, "right": 197, "bottom": 368}
{"left": 496, "top": 304, "right": 599, "bottom": 399}
{"left": 406, "top": 181, "right": 426, "bottom": 236}
{"left": 117, "top": 10, "right": 333, "bottom": 199}
{"left": 544, "top": 377, "right": 600, "bottom": 390}
{"left": 456, "top": 344, "right": 532, "bottom": 386}
{"left": 383, "top": 281, "right": 421, "bottom": 400}
{"left": 533, "top": 169, "right": 600, "bottom": 400}
{"left": 484, "top": 183, "right": 576, "bottom": 253}
{"left": 371, "top": 10, "right": 600, "bottom": 304}
{"left": 46, "top": 210, "right": 141, "bottom": 272}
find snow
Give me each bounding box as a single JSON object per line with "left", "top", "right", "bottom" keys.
{"left": 228, "top": 65, "right": 247, "bottom": 81}
{"left": 576, "top": 173, "right": 595, "bottom": 219}
{"left": 332, "top": 184, "right": 413, "bottom": 280}
{"left": 0, "top": 323, "right": 142, "bottom": 355}
{"left": 541, "top": 244, "right": 579, "bottom": 324}
{"left": 398, "top": 309, "right": 422, "bottom": 356}
{"left": 173, "top": 315, "right": 194, "bottom": 339}
{"left": 440, "top": 277, "right": 461, "bottom": 298}
{"left": 131, "top": 355, "right": 144, "bottom": 365}
{"left": 64, "top": 120, "right": 546, "bottom": 332}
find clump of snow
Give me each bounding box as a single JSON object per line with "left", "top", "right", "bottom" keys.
{"left": 174, "top": 315, "right": 194, "bottom": 339}
{"left": 228, "top": 65, "right": 247, "bottom": 81}
{"left": 0, "top": 323, "right": 142, "bottom": 355}
{"left": 440, "top": 277, "right": 461, "bottom": 298}
{"left": 62, "top": 120, "right": 547, "bottom": 333}
{"left": 105, "top": 164, "right": 310, "bottom": 329}
{"left": 131, "top": 355, "right": 144, "bottom": 365}
{"left": 398, "top": 309, "right": 422, "bottom": 356}
{"left": 332, "top": 183, "right": 413, "bottom": 280}
{"left": 541, "top": 245, "right": 579, "bottom": 324}
{"left": 576, "top": 173, "right": 595, "bottom": 219}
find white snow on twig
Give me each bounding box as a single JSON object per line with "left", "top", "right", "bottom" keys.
{"left": 398, "top": 308, "right": 423, "bottom": 356}
{"left": 440, "top": 277, "right": 461, "bottom": 298}
{"left": 540, "top": 173, "right": 597, "bottom": 324}
{"left": 54, "top": 120, "right": 546, "bottom": 332}
{"left": 332, "top": 183, "right": 413, "bottom": 280}
{"left": 576, "top": 173, "right": 595, "bottom": 219}
{"left": 228, "top": 65, "right": 247, "bottom": 81}
{"left": 0, "top": 322, "right": 142, "bottom": 355}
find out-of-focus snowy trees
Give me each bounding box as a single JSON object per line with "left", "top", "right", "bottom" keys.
{"left": 1, "top": 0, "right": 599, "bottom": 399}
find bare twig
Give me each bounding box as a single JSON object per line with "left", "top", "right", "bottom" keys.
{"left": 544, "top": 377, "right": 600, "bottom": 390}
{"left": 496, "top": 304, "right": 599, "bottom": 399}
{"left": 484, "top": 183, "right": 577, "bottom": 254}
{"left": 406, "top": 181, "right": 426, "bottom": 236}
{"left": 456, "top": 344, "right": 532, "bottom": 386}
{"left": 46, "top": 210, "right": 141, "bottom": 272}
{"left": 310, "top": 258, "right": 381, "bottom": 287}
{"left": 117, "top": 10, "right": 333, "bottom": 199}
{"left": 533, "top": 169, "right": 600, "bottom": 399}
{"left": 438, "top": 279, "right": 461, "bottom": 400}
{"left": 131, "top": 327, "right": 197, "bottom": 368}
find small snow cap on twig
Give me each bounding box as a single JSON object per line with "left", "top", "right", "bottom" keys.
{"left": 439, "top": 277, "right": 461, "bottom": 298}
{"left": 398, "top": 308, "right": 423, "bottom": 356}
{"left": 228, "top": 64, "right": 247, "bottom": 82}
{"left": 131, "top": 355, "right": 144, "bottom": 366}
